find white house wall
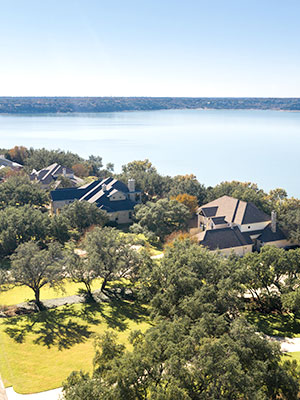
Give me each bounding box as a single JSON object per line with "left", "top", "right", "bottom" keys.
{"left": 239, "top": 221, "right": 270, "bottom": 233}
{"left": 261, "top": 239, "right": 291, "bottom": 249}
{"left": 109, "top": 210, "right": 132, "bottom": 224}
{"left": 213, "top": 244, "right": 253, "bottom": 257}
{"left": 52, "top": 199, "right": 74, "bottom": 213}
{"left": 109, "top": 191, "right": 127, "bottom": 201}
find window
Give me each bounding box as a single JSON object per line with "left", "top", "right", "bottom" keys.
{"left": 129, "top": 211, "right": 132, "bottom": 219}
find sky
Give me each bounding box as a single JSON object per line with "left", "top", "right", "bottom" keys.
{"left": 0, "top": 0, "right": 299, "bottom": 97}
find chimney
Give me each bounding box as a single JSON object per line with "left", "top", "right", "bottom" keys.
{"left": 128, "top": 179, "right": 135, "bottom": 192}
{"left": 62, "top": 167, "right": 66, "bottom": 177}
{"left": 102, "top": 184, "right": 107, "bottom": 192}
{"left": 271, "top": 210, "right": 277, "bottom": 233}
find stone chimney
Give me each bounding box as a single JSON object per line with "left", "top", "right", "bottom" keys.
{"left": 128, "top": 179, "right": 135, "bottom": 192}
{"left": 271, "top": 210, "right": 277, "bottom": 233}
{"left": 62, "top": 167, "right": 66, "bottom": 177}
{"left": 102, "top": 183, "right": 107, "bottom": 192}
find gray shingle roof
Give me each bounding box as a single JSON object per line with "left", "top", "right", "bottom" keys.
{"left": 211, "top": 216, "right": 227, "bottom": 225}
{"left": 50, "top": 178, "right": 139, "bottom": 213}
{"left": 201, "top": 206, "right": 218, "bottom": 217}
{"left": 31, "top": 163, "right": 75, "bottom": 185}
{"left": 241, "top": 203, "right": 270, "bottom": 224}
{"left": 199, "top": 195, "right": 271, "bottom": 225}
{"left": 258, "top": 224, "right": 287, "bottom": 243}
{"left": 199, "top": 226, "right": 253, "bottom": 250}
{"left": 50, "top": 180, "right": 100, "bottom": 201}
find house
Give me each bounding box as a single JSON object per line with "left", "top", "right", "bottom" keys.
{"left": 50, "top": 177, "right": 141, "bottom": 224}
{"left": 195, "top": 195, "right": 291, "bottom": 256}
{"left": 0, "top": 155, "right": 23, "bottom": 170}
{"left": 30, "top": 163, "right": 83, "bottom": 188}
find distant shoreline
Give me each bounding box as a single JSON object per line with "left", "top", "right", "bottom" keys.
{"left": 1, "top": 97, "right": 300, "bottom": 114}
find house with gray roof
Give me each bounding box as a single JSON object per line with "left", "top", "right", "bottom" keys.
{"left": 196, "top": 195, "right": 291, "bottom": 256}
{"left": 30, "top": 163, "right": 83, "bottom": 188}
{"left": 0, "top": 155, "right": 23, "bottom": 170}
{"left": 50, "top": 177, "right": 141, "bottom": 224}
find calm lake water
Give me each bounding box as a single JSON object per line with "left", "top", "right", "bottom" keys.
{"left": 0, "top": 109, "right": 299, "bottom": 197}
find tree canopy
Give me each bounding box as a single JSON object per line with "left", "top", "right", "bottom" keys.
{"left": 83, "top": 227, "right": 142, "bottom": 293}
{"left": 60, "top": 200, "right": 109, "bottom": 233}
{"left": 131, "top": 199, "right": 190, "bottom": 242}
{"left": 9, "top": 241, "right": 64, "bottom": 310}
{"left": 0, "top": 205, "right": 49, "bottom": 257}
{"left": 62, "top": 239, "right": 300, "bottom": 400}
{"left": 24, "top": 148, "right": 83, "bottom": 171}
{"left": 0, "top": 175, "right": 48, "bottom": 209}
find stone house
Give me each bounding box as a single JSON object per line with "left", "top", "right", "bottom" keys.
{"left": 30, "top": 163, "right": 83, "bottom": 188}
{"left": 50, "top": 177, "right": 141, "bottom": 224}
{"left": 195, "top": 195, "right": 291, "bottom": 256}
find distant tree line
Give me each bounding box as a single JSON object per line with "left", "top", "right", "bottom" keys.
{"left": 1, "top": 97, "right": 300, "bottom": 114}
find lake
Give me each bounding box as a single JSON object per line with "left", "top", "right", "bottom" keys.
{"left": 0, "top": 109, "right": 299, "bottom": 197}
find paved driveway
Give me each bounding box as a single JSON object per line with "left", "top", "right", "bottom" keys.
{"left": 6, "top": 388, "right": 61, "bottom": 400}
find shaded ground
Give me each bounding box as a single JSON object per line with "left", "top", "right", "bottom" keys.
{"left": 0, "top": 298, "right": 150, "bottom": 393}
{"left": 245, "top": 311, "right": 300, "bottom": 338}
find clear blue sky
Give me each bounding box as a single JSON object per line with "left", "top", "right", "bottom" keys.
{"left": 1, "top": 0, "right": 299, "bottom": 97}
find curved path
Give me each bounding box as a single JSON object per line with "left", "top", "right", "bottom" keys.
{"left": 268, "top": 336, "right": 300, "bottom": 352}
{"left": 6, "top": 387, "right": 61, "bottom": 400}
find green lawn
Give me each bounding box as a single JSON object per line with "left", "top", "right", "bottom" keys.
{"left": 282, "top": 352, "right": 300, "bottom": 363}
{"left": 245, "top": 311, "right": 300, "bottom": 338}
{"left": 0, "top": 300, "right": 150, "bottom": 394}
{"left": 0, "top": 279, "right": 104, "bottom": 306}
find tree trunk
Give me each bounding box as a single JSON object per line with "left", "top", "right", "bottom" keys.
{"left": 84, "top": 282, "right": 95, "bottom": 302}
{"left": 101, "top": 276, "right": 108, "bottom": 293}
{"left": 34, "top": 289, "right": 43, "bottom": 311}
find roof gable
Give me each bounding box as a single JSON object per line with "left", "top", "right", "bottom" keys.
{"left": 258, "top": 224, "right": 287, "bottom": 242}
{"left": 199, "top": 195, "right": 271, "bottom": 225}
{"left": 241, "top": 203, "right": 270, "bottom": 224}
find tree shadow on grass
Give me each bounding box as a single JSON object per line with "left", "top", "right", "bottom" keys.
{"left": 3, "top": 298, "right": 149, "bottom": 350}
{"left": 79, "top": 298, "right": 149, "bottom": 332}
{"left": 245, "top": 311, "right": 300, "bottom": 337}
{"left": 3, "top": 305, "right": 92, "bottom": 350}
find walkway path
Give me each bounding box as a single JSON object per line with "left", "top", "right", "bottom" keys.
{"left": 0, "top": 376, "right": 7, "bottom": 400}
{"left": 268, "top": 336, "right": 300, "bottom": 352}
{"left": 6, "top": 387, "right": 61, "bottom": 400}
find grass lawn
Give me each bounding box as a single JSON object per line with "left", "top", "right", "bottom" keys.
{"left": 0, "top": 300, "right": 150, "bottom": 394}
{"left": 245, "top": 310, "right": 300, "bottom": 338}
{"left": 282, "top": 352, "right": 300, "bottom": 363}
{"left": 0, "top": 279, "right": 104, "bottom": 306}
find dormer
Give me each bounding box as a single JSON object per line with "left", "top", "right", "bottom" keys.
{"left": 207, "top": 216, "right": 229, "bottom": 230}
{"left": 108, "top": 189, "right": 126, "bottom": 201}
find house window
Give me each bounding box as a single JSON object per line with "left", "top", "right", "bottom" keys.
{"left": 129, "top": 212, "right": 132, "bottom": 219}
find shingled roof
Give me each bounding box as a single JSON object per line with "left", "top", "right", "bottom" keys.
{"left": 199, "top": 196, "right": 270, "bottom": 225}
{"left": 199, "top": 226, "right": 253, "bottom": 250}
{"left": 30, "top": 163, "right": 83, "bottom": 187}
{"left": 50, "top": 177, "right": 139, "bottom": 213}
{"left": 258, "top": 224, "right": 287, "bottom": 243}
